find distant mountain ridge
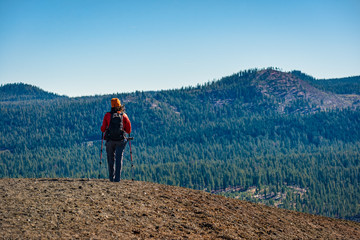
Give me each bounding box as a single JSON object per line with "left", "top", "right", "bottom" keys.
{"left": 0, "top": 82, "right": 65, "bottom": 101}
{"left": 1, "top": 69, "right": 359, "bottom": 113}
{"left": 292, "top": 70, "right": 360, "bottom": 95}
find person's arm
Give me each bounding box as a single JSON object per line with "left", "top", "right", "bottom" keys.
{"left": 101, "top": 113, "right": 110, "bottom": 132}
{"left": 123, "top": 113, "right": 131, "bottom": 134}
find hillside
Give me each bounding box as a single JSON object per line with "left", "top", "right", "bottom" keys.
{"left": 1, "top": 178, "right": 359, "bottom": 239}
{"left": 253, "top": 69, "right": 360, "bottom": 113}
{"left": 292, "top": 71, "right": 360, "bottom": 95}
{"left": 1, "top": 68, "right": 360, "bottom": 220}
{"left": 0, "top": 82, "right": 64, "bottom": 101}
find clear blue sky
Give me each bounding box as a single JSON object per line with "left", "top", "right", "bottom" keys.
{"left": 1, "top": 0, "right": 359, "bottom": 97}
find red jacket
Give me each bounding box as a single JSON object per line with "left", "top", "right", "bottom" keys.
{"left": 101, "top": 112, "right": 131, "bottom": 134}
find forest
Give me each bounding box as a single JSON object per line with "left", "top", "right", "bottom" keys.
{"left": 1, "top": 68, "right": 360, "bottom": 220}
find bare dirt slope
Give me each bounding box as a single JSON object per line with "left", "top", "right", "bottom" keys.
{"left": 254, "top": 69, "right": 360, "bottom": 113}
{"left": 1, "top": 179, "right": 359, "bottom": 239}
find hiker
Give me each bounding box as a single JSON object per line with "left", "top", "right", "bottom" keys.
{"left": 101, "top": 98, "right": 131, "bottom": 182}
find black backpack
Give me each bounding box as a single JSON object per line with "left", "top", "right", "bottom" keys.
{"left": 105, "top": 112, "right": 125, "bottom": 141}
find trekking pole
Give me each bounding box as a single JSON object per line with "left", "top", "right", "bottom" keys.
{"left": 99, "top": 132, "right": 104, "bottom": 179}
{"left": 127, "top": 134, "right": 134, "bottom": 181}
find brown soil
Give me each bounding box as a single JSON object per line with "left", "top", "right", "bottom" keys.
{"left": 0, "top": 179, "right": 359, "bottom": 239}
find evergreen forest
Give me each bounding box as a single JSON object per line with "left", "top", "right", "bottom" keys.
{"left": 1, "top": 68, "right": 360, "bottom": 220}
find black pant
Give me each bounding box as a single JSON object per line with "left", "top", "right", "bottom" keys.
{"left": 106, "top": 139, "right": 127, "bottom": 182}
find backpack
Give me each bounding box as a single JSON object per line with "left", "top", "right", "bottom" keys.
{"left": 105, "top": 112, "right": 125, "bottom": 141}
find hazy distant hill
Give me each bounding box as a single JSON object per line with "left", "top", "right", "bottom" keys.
{"left": 1, "top": 68, "right": 360, "bottom": 220}
{"left": 0, "top": 82, "right": 65, "bottom": 101}
{"left": 1, "top": 178, "right": 359, "bottom": 239}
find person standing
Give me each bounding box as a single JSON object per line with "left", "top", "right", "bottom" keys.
{"left": 101, "top": 98, "right": 131, "bottom": 182}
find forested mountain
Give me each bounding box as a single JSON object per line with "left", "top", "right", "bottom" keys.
{"left": 292, "top": 70, "right": 360, "bottom": 95}
{"left": 1, "top": 68, "right": 360, "bottom": 220}
{"left": 0, "top": 82, "right": 65, "bottom": 101}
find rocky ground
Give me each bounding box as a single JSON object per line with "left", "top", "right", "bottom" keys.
{"left": 0, "top": 178, "right": 359, "bottom": 239}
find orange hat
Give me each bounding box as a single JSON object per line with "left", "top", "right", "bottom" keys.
{"left": 111, "top": 98, "right": 121, "bottom": 108}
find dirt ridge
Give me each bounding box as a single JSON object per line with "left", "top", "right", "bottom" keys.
{"left": 1, "top": 178, "right": 359, "bottom": 239}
